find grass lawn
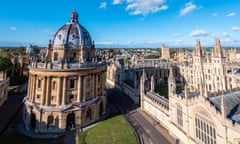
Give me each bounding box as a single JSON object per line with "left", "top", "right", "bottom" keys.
{"left": 0, "top": 133, "right": 64, "bottom": 144}
{"left": 78, "top": 115, "right": 137, "bottom": 144}
{"left": 155, "top": 85, "right": 169, "bottom": 99}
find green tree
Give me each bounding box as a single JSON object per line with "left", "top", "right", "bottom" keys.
{"left": 0, "top": 56, "right": 13, "bottom": 72}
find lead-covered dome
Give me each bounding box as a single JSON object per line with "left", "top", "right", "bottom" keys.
{"left": 52, "top": 10, "right": 92, "bottom": 47}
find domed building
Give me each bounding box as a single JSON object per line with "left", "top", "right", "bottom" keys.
{"left": 23, "top": 11, "right": 107, "bottom": 134}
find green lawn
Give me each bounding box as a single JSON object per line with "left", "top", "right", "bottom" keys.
{"left": 155, "top": 85, "right": 169, "bottom": 99}
{"left": 78, "top": 115, "right": 137, "bottom": 144}
{"left": 0, "top": 133, "right": 63, "bottom": 144}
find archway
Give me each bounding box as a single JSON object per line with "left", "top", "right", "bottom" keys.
{"left": 66, "top": 113, "right": 75, "bottom": 130}
{"left": 86, "top": 108, "right": 92, "bottom": 121}
{"left": 47, "top": 115, "right": 54, "bottom": 129}
{"left": 30, "top": 113, "right": 36, "bottom": 130}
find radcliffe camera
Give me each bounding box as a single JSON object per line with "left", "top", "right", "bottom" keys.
{"left": 0, "top": 1, "right": 240, "bottom": 144}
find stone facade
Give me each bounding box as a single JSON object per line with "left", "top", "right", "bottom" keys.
{"left": 140, "top": 39, "right": 240, "bottom": 144}
{"left": 0, "top": 71, "right": 9, "bottom": 106}
{"left": 161, "top": 43, "right": 170, "bottom": 60}
{"left": 23, "top": 11, "right": 107, "bottom": 134}
{"left": 107, "top": 58, "right": 171, "bottom": 104}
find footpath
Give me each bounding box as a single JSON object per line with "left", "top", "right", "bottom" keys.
{"left": 138, "top": 109, "right": 176, "bottom": 144}
{"left": 0, "top": 93, "right": 24, "bottom": 136}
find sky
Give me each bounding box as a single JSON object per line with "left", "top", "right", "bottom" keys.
{"left": 0, "top": 0, "right": 240, "bottom": 48}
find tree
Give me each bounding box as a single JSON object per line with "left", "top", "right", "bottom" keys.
{"left": 0, "top": 56, "right": 13, "bottom": 72}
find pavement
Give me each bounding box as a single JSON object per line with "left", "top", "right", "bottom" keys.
{"left": 0, "top": 93, "right": 25, "bottom": 136}
{"left": 108, "top": 87, "right": 175, "bottom": 144}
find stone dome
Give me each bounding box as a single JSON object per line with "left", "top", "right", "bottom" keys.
{"left": 52, "top": 11, "right": 93, "bottom": 47}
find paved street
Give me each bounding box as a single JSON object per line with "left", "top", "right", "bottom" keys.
{"left": 108, "top": 88, "right": 174, "bottom": 144}
{"left": 0, "top": 93, "right": 25, "bottom": 136}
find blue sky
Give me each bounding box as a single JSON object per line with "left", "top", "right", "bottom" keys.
{"left": 0, "top": 0, "right": 240, "bottom": 48}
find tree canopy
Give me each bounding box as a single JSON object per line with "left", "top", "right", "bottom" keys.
{"left": 0, "top": 56, "right": 13, "bottom": 72}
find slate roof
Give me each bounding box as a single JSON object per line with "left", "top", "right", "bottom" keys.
{"left": 209, "top": 91, "right": 240, "bottom": 122}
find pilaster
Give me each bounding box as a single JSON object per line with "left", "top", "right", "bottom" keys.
{"left": 62, "top": 77, "right": 67, "bottom": 105}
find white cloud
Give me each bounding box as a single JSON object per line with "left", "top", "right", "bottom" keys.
{"left": 112, "top": 0, "right": 122, "bottom": 5}
{"left": 10, "top": 27, "right": 17, "bottom": 30}
{"left": 95, "top": 41, "right": 114, "bottom": 45}
{"left": 99, "top": 2, "right": 107, "bottom": 9}
{"left": 173, "top": 33, "right": 179, "bottom": 38}
{"left": 179, "top": 2, "right": 197, "bottom": 16}
{"left": 190, "top": 29, "right": 209, "bottom": 37}
{"left": 231, "top": 26, "right": 240, "bottom": 31}
{"left": 125, "top": 0, "right": 168, "bottom": 16}
{"left": 45, "top": 29, "right": 54, "bottom": 35}
{"left": 211, "top": 34, "right": 218, "bottom": 38}
{"left": 227, "top": 12, "right": 236, "bottom": 17}
{"left": 212, "top": 13, "right": 217, "bottom": 16}
{"left": 222, "top": 32, "right": 231, "bottom": 38}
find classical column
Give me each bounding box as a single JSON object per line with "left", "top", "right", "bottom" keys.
{"left": 82, "top": 77, "right": 86, "bottom": 102}
{"left": 41, "top": 77, "right": 46, "bottom": 105}
{"left": 102, "top": 72, "right": 105, "bottom": 91}
{"left": 27, "top": 74, "right": 32, "bottom": 100}
{"left": 57, "top": 77, "right": 62, "bottom": 106}
{"left": 77, "top": 75, "right": 82, "bottom": 102}
{"left": 93, "top": 74, "right": 96, "bottom": 97}
{"left": 62, "top": 77, "right": 67, "bottom": 105}
{"left": 32, "top": 75, "right": 36, "bottom": 103}
{"left": 45, "top": 76, "right": 51, "bottom": 105}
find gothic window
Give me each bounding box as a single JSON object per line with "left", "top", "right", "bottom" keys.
{"left": 47, "top": 115, "right": 54, "bottom": 128}
{"left": 177, "top": 105, "right": 183, "bottom": 127}
{"left": 37, "top": 80, "right": 42, "bottom": 88}
{"left": 195, "top": 111, "right": 216, "bottom": 144}
{"left": 37, "top": 94, "right": 40, "bottom": 99}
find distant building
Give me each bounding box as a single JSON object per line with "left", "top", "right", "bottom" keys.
{"left": 23, "top": 11, "right": 107, "bottom": 135}
{"left": 161, "top": 43, "right": 170, "bottom": 60}
{"left": 26, "top": 44, "right": 34, "bottom": 55}
{"left": 0, "top": 71, "right": 9, "bottom": 106}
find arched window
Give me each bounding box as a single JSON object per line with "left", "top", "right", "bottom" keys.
{"left": 52, "top": 81, "right": 56, "bottom": 90}
{"left": 86, "top": 108, "right": 92, "bottom": 121}
{"left": 47, "top": 115, "right": 54, "bottom": 128}
{"left": 54, "top": 52, "right": 58, "bottom": 61}
{"left": 195, "top": 110, "right": 216, "bottom": 144}
{"left": 177, "top": 104, "right": 183, "bottom": 127}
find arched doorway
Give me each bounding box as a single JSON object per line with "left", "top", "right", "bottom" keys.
{"left": 30, "top": 113, "right": 36, "bottom": 130}
{"left": 66, "top": 113, "right": 75, "bottom": 130}
{"left": 47, "top": 115, "right": 54, "bottom": 129}
{"left": 86, "top": 108, "right": 92, "bottom": 122}
{"left": 99, "top": 102, "right": 104, "bottom": 116}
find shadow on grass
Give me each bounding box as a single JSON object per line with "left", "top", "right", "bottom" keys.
{"left": 0, "top": 132, "right": 64, "bottom": 144}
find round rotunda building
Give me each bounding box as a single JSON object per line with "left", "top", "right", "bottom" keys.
{"left": 23, "top": 11, "right": 107, "bottom": 134}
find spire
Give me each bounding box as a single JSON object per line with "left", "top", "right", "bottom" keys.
{"left": 194, "top": 39, "right": 202, "bottom": 56}
{"left": 70, "top": 10, "right": 78, "bottom": 23}
{"left": 168, "top": 66, "right": 176, "bottom": 96}
{"left": 213, "top": 38, "right": 223, "bottom": 57}
{"left": 150, "top": 75, "right": 155, "bottom": 92}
